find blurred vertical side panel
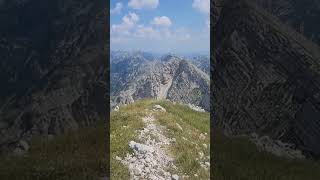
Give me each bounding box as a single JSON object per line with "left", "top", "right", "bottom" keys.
{"left": 0, "top": 0, "right": 110, "bottom": 179}
{"left": 212, "top": 0, "right": 320, "bottom": 179}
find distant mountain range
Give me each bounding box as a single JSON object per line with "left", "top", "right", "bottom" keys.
{"left": 110, "top": 51, "right": 210, "bottom": 111}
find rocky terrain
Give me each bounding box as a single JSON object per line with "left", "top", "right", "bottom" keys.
{"left": 249, "top": 132, "right": 305, "bottom": 159}
{"left": 110, "top": 51, "right": 210, "bottom": 111}
{"left": 0, "top": 0, "right": 108, "bottom": 154}
{"left": 111, "top": 100, "right": 210, "bottom": 179}
{"left": 213, "top": 0, "right": 320, "bottom": 159}
{"left": 117, "top": 107, "right": 178, "bottom": 179}
{"left": 253, "top": 0, "right": 320, "bottom": 46}
{"left": 185, "top": 55, "right": 210, "bottom": 75}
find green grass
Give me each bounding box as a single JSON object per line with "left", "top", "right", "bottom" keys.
{"left": 0, "top": 121, "right": 108, "bottom": 180}
{"left": 212, "top": 129, "right": 320, "bottom": 180}
{"left": 110, "top": 99, "right": 210, "bottom": 179}
{"left": 155, "top": 100, "right": 210, "bottom": 179}
{"left": 110, "top": 100, "right": 150, "bottom": 180}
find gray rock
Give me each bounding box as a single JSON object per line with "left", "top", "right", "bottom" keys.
{"left": 115, "top": 156, "right": 122, "bottom": 161}
{"left": 172, "top": 174, "right": 179, "bottom": 180}
{"left": 203, "top": 144, "right": 208, "bottom": 148}
{"left": 187, "top": 103, "right": 206, "bottom": 112}
{"left": 153, "top": 105, "right": 166, "bottom": 112}
{"left": 205, "top": 162, "right": 210, "bottom": 166}
{"left": 121, "top": 115, "right": 177, "bottom": 179}
{"left": 199, "top": 133, "right": 206, "bottom": 140}
{"left": 19, "top": 140, "right": 29, "bottom": 151}
{"left": 110, "top": 52, "right": 210, "bottom": 111}
{"left": 176, "top": 123, "right": 183, "bottom": 131}
{"left": 129, "top": 141, "right": 154, "bottom": 154}
{"left": 134, "top": 168, "right": 142, "bottom": 175}
{"left": 251, "top": 134, "right": 305, "bottom": 159}
{"left": 113, "top": 106, "right": 119, "bottom": 111}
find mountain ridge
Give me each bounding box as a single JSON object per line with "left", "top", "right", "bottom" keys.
{"left": 110, "top": 51, "right": 210, "bottom": 111}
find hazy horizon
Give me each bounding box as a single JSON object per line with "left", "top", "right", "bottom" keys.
{"left": 110, "top": 49, "right": 210, "bottom": 56}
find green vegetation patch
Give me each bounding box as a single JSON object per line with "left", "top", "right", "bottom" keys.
{"left": 212, "top": 129, "right": 320, "bottom": 180}
{"left": 154, "top": 100, "right": 210, "bottom": 179}
{"left": 0, "top": 121, "right": 108, "bottom": 180}
{"left": 110, "top": 100, "right": 150, "bottom": 179}
{"left": 110, "top": 99, "right": 210, "bottom": 179}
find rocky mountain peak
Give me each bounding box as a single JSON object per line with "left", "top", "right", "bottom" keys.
{"left": 111, "top": 51, "right": 210, "bottom": 111}
{"left": 161, "top": 54, "right": 182, "bottom": 62}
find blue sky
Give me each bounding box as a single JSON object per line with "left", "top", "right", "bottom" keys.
{"left": 110, "top": 0, "right": 210, "bottom": 54}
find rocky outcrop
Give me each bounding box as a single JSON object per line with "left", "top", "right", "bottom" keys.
{"left": 187, "top": 55, "right": 210, "bottom": 75}
{"left": 111, "top": 53, "right": 210, "bottom": 111}
{"left": 0, "top": 0, "right": 108, "bottom": 153}
{"left": 117, "top": 114, "right": 178, "bottom": 180}
{"left": 249, "top": 133, "right": 305, "bottom": 159}
{"left": 253, "top": 0, "right": 320, "bottom": 46}
{"left": 213, "top": 0, "right": 320, "bottom": 158}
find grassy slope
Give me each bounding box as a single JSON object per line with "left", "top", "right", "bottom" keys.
{"left": 156, "top": 101, "right": 210, "bottom": 179}
{"left": 110, "top": 99, "right": 210, "bottom": 179}
{"left": 110, "top": 100, "right": 148, "bottom": 179}
{"left": 0, "top": 121, "right": 108, "bottom": 180}
{"left": 212, "top": 129, "right": 320, "bottom": 180}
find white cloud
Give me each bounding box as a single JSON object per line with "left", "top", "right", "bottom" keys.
{"left": 110, "top": 10, "right": 205, "bottom": 52}
{"left": 151, "top": 16, "right": 172, "bottom": 27}
{"left": 135, "top": 25, "right": 160, "bottom": 39}
{"left": 123, "top": 12, "right": 139, "bottom": 24}
{"left": 174, "top": 28, "right": 191, "bottom": 41}
{"left": 128, "top": 0, "right": 159, "bottom": 10}
{"left": 206, "top": 19, "right": 210, "bottom": 28}
{"left": 110, "top": 2, "right": 123, "bottom": 14}
{"left": 111, "top": 12, "right": 139, "bottom": 36}
{"left": 192, "top": 0, "right": 210, "bottom": 15}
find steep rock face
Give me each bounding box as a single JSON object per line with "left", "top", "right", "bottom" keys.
{"left": 111, "top": 53, "right": 210, "bottom": 111}
{"left": 0, "top": 0, "right": 108, "bottom": 153}
{"left": 253, "top": 0, "right": 320, "bottom": 46}
{"left": 213, "top": 0, "right": 320, "bottom": 158}
{"left": 188, "top": 55, "right": 210, "bottom": 75}
{"left": 110, "top": 51, "right": 156, "bottom": 96}
{"left": 167, "top": 60, "right": 210, "bottom": 110}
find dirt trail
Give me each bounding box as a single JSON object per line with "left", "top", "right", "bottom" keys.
{"left": 117, "top": 105, "right": 179, "bottom": 180}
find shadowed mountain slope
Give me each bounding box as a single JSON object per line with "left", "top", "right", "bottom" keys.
{"left": 0, "top": 0, "right": 108, "bottom": 153}
{"left": 213, "top": 0, "right": 320, "bottom": 158}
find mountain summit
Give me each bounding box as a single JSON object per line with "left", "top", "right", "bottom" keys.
{"left": 110, "top": 51, "right": 210, "bottom": 111}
